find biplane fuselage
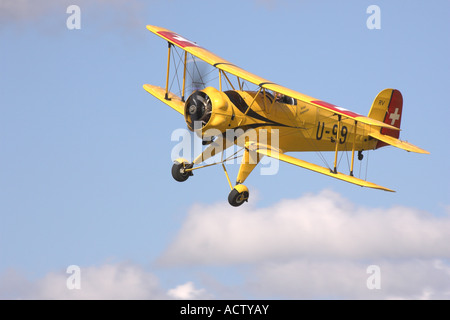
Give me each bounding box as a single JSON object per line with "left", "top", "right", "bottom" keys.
{"left": 194, "top": 87, "right": 378, "bottom": 153}
{"left": 143, "top": 25, "right": 428, "bottom": 206}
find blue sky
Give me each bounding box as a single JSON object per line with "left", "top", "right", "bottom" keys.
{"left": 0, "top": 0, "right": 449, "bottom": 299}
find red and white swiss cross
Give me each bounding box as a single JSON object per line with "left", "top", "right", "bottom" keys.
{"left": 157, "top": 31, "right": 199, "bottom": 48}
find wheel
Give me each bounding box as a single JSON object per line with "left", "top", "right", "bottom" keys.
{"left": 358, "top": 150, "right": 364, "bottom": 161}
{"left": 228, "top": 185, "right": 249, "bottom": 207}
{"left": 171, "top": 158, "right": 193, "bottom": 182}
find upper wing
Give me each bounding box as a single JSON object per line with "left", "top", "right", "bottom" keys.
{"left": 146, "top": 25, "right": 399, "bottom": 130}
{"left": 146, "top": 25, "right": 269, "bottom": 85}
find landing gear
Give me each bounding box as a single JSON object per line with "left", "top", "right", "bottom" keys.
{"left": 228, "top": 185, "right": 249, "bottom": 207}
{"left": 170, "top": 140, "right": 254, "bottom": 207}
{"left": 358, "top": 150, "right": 364, "bottom": 161}
{"left": 171, "top": 158, "right": 193, "bottom": 182}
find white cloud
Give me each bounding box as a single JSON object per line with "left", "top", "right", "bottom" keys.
{"left": 158, "top": 190, "right": 450, "bottom": 266}
{"left": 0, "top": 0, "right": 54, "bottom": 23}
{"left": 0, "top": 262, "right": 214, "bottom": 300}
{"left": 42, "top": 263, "right": 166, "bottom": 299}
{"left": 167, "top": 281, "right": 211, "bottom": 300}
{"left": 33, "top": 263, "right": 166, "bottom": 299}
{"left": 2, "top": 190, "right": 449, "bottom": 299}
{"left": 246, "top": 259, "right": 450, "bottom": 299}
{"left": 3, "top": 258, "right": 448, "bottom": 300}
{"left": 1, "top": 263, "right": 166, "bottom": 299}
{"left": 0, "top": 0, "right": 145, "bottom": 31}
{"left": 154, "top": 190, "right": 450, "bottom": 299}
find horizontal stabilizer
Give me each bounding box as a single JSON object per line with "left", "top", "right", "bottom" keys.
{"left": 256, "top": 148, "right": 395, "bottom": 192}
{"left": 369, "top": 131, "right": 429, "bottom": 154}
{"left": 143, "top": 84, "right": 184, "bottom": 115}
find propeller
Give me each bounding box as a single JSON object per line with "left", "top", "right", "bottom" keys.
{"left": 187, "top": 57, "right": 208, "bottom": 96}
{"left": 185, "top": 90, "right": 212, "bottom": 129}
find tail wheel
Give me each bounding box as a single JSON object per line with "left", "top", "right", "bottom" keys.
{"left": 171, "top": 158, "right": 193, "bottom": 182}
{"left": 228, "top": 185, "right": 249, "bottom": 207}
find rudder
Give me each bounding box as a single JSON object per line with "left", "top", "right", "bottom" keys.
{"left": 368, "top": 89, "right": 403, "bottom": 148}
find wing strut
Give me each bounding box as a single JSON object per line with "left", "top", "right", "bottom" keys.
{"left": 165, "top": 42, "right": 172, "bottom": 100}
{"left": 333, "top": 115, "right": 342, "bottom": 173}
{"left": 181, "top": 50, "right": 187, "bottom": 102}
{"left": 350, "top": 120, "right": 358, "bottom": 176}
{"left": 221, "top": 71, "right": 235, "bottom": 90}
{"left": 244, "top": 87, "right": 263, "bottom": 115}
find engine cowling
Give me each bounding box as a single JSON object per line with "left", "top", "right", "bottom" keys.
{"left": 184, "top": 87, "right": 234, "bottom": 138}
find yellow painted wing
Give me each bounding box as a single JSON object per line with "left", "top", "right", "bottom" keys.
{"left": 256, "top": 147, "right": 395, "bottom": 192}
{"left": 143, "top": 84, "right": 184, "bottom": 115}
{"left": 369, "top": 131, "right": 429, "bottom": 154}
{"left": 146, "top": 25, "right": 399, "bottom": 131}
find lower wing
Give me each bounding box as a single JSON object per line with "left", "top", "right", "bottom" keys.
{"left": 255, "top": 146, "right": 394, "bottom": 192}
{"left": 143, "top": 84, "right": 184, "bottom": 115}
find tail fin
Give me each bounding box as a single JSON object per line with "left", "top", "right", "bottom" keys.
{"left": 367, "top": 89, "right": 429, "bottom": 154}
{"left": 368, "top": 89, "right": 403, "bottom": 148}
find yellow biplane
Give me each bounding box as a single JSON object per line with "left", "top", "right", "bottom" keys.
{"left": 143, "top": 25, "right": 428, "bottom": 207}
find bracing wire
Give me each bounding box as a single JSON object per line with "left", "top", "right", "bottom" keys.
{"left": 365, "top": 150, "right": 370, "bottom": 181}
{"left": 169, "top": 47, "right": 183, "bottom": 95}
